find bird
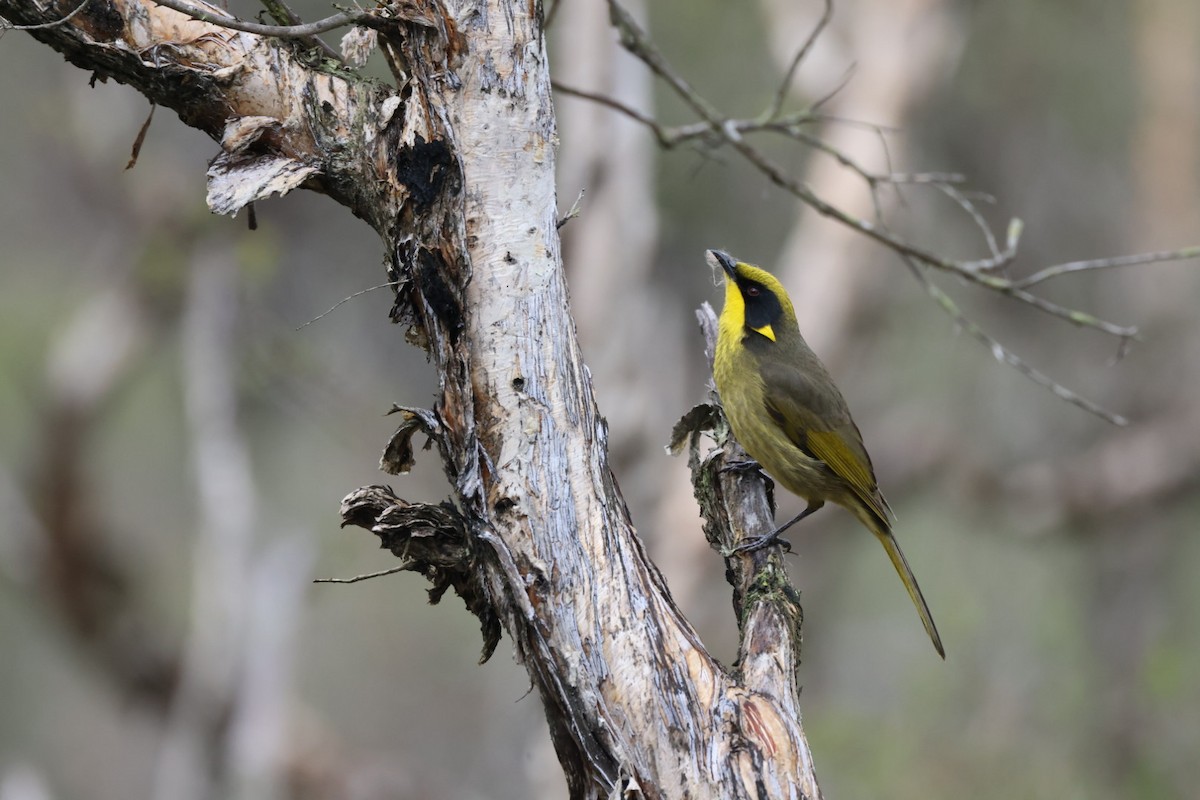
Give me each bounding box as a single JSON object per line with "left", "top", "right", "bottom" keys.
{"left": 709, "top": 249, "right": 944, "bottom": 658}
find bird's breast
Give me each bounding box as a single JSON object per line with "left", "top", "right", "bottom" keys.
{"left": 714, "top": 345, "right": 842, "bottom": 504}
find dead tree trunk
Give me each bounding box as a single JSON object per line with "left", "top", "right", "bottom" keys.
{"left": 5, "top": 1, "right": 819, "bottom": 796}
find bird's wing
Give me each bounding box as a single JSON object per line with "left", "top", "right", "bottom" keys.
{"left": 759, "top": 360, "right": 887, "bottom": 519}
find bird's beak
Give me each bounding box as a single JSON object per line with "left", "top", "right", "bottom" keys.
{"left": 707, "top": 249, "right": 738, "bottom": 280}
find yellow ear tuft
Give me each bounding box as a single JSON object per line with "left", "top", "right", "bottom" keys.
{"left": 751, "top": 324, "right": 776, "bottom": 341}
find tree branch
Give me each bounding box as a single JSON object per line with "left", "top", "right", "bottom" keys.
{"left": 0, "top": 0, "right": 90, "bottom": 29}
{"left": 1013, "top": 246, "right": 1200, "bottom": 289}
{"left": 147, "top": 0, "right": 365, "bottom": 38}
{"left": 255, "top": 0, "right": 342, "bottom": 62}
{"left": 764, "top": 0, "right": 833, "bottom": 123}
{"left": 901, "top": 256, "right": 1130, "bottom": 426}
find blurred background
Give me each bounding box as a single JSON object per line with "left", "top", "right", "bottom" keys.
{"left": 2, "top": 0, "right": 1198, "bottom": 798}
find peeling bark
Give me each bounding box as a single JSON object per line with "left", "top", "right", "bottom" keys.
{"left": 4, "top": 1, "right": 822, "bottom": 796}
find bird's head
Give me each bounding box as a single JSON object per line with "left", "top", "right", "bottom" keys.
{"left": 707, "top": 249, "right": 795, "bottom": 343}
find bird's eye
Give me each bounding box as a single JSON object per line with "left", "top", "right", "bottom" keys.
{"left": 745, "top": 285, "right": 761, "bottom": 297}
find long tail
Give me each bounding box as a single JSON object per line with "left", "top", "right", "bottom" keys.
{"left": 862, "top": 512, "right": 945, "bottom": 659}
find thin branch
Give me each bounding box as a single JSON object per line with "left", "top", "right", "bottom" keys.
{"left": 1, "top": 0, "right": 91, "bottom": 30}
{"left": 763, "top": 0, "right": 833, "bottom": 122}
{"left": 553, "top": 82, "right": 673, "bottom": 144}
{"left": 313, "top": 564, "right": 410, "bottom": 583}
{"left": 1003, "top": 284, "right": 1138, "bottom": 339}
{"left": 1013, "top": 246, "right": 1200, "bottom": 289}
{"left": 786, "top": 127, "right": 879, "bottom": 182}
{"left": 950, "top": 227, "right": 1138, "bottom": 338}
{"left": 556, "top": 82, "right": 907, "bottom": 194}
{"left": 810, "top": 113, "right": 903, "bottom": 134}
{"left": 888, "top": 171, "right": 969, "bottom": 184}
{"left": 295, "top": 281, "right": 401, "bottom": 330}
{"left": 148, "top": 0, "right": 366, "bottom": 38}
{"left": 955, "top": 217, "right": 1023, "bottom": 274}
{"left": 903, "top": 257, "right": 1129, "bottom": 426}
{"left": 256, "top": 0, "right": 341, "bottom": 61}
{"left": 933, "top": 181, "right": 1002, "bottom": 264}
{"left": 808, "top": 62, "right": 856, "bottom": 114}
{"left": 556, "top": 188, "right": 586, "bottom": 229}
{"left": 606, "top": 2, "right": 724, "bottom": 124}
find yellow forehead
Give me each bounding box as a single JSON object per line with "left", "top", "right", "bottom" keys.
{"left": 733, "top": 262, "right": 785, "bottom": 293}
{"left": 728, "top": 261, "right": 794, "bottom": 316}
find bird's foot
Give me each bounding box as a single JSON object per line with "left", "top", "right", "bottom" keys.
{"left": 718, "top": 457, "right": 763, "bottom": 476}
{"left": 726, "top": 531, "right": 792, "bottom": 556}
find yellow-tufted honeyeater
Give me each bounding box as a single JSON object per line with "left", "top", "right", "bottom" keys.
{"left": 710, "top": 249, "right": 944, "bottom": 658}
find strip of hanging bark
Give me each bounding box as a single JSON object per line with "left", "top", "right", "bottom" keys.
{"left": 380, "top": 405, "right": 443, "bottom": 475}
{"left": 339, "top": 485, "right": 501, "bottom": 662}
{"left": 125, "top": 102, "right": 156, "bottom": 170}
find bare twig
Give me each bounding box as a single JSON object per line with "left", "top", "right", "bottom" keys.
{"left": 933, "top": 181, "right": 1003, "bottom": 264}
{"left": 1014, "top": 247, "right": 1200, "bottom": 289}
{"left": 553, "top": 83, "right": 673, "bottom": 145}
{"left": 808, "top": 62, "right": 857, "bottom": 114}
{"left": 889, "top": 171, "right": 969, "bottom": 184}
{"left": 313, "top": 564, "right": 410, "bottom": 583}
{"left": 556, "top": 80, "right": 908, "bottom": 188}
{"left": 148, "top": 0, "right": 366, "bottom": 38}
{"left": 295, "top": 281, "right": 401, "bottom": 330}
{"left": 256, "top": 0, "right": 342, "bottom": 61}
{"left": 1003, "top": 285, "right": 1138, "bottom": 339}
{"left": 763, "top": 0, "right": 833, "bottom": 122}
{"left": 556, "top": 188, "right": 586, "bottom": 229}
{"left": 0, "top": 0, "right": 90, "bottom": 30}
{"left": 903, "top": 257, "right": 1129, "bottom": 426}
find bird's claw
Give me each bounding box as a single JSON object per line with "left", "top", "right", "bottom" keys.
{"left": 726, "top": 532, "right": 791, "bottom": 556}
{"left": 718, "top": 458, "right": 762, "bottom": 476}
